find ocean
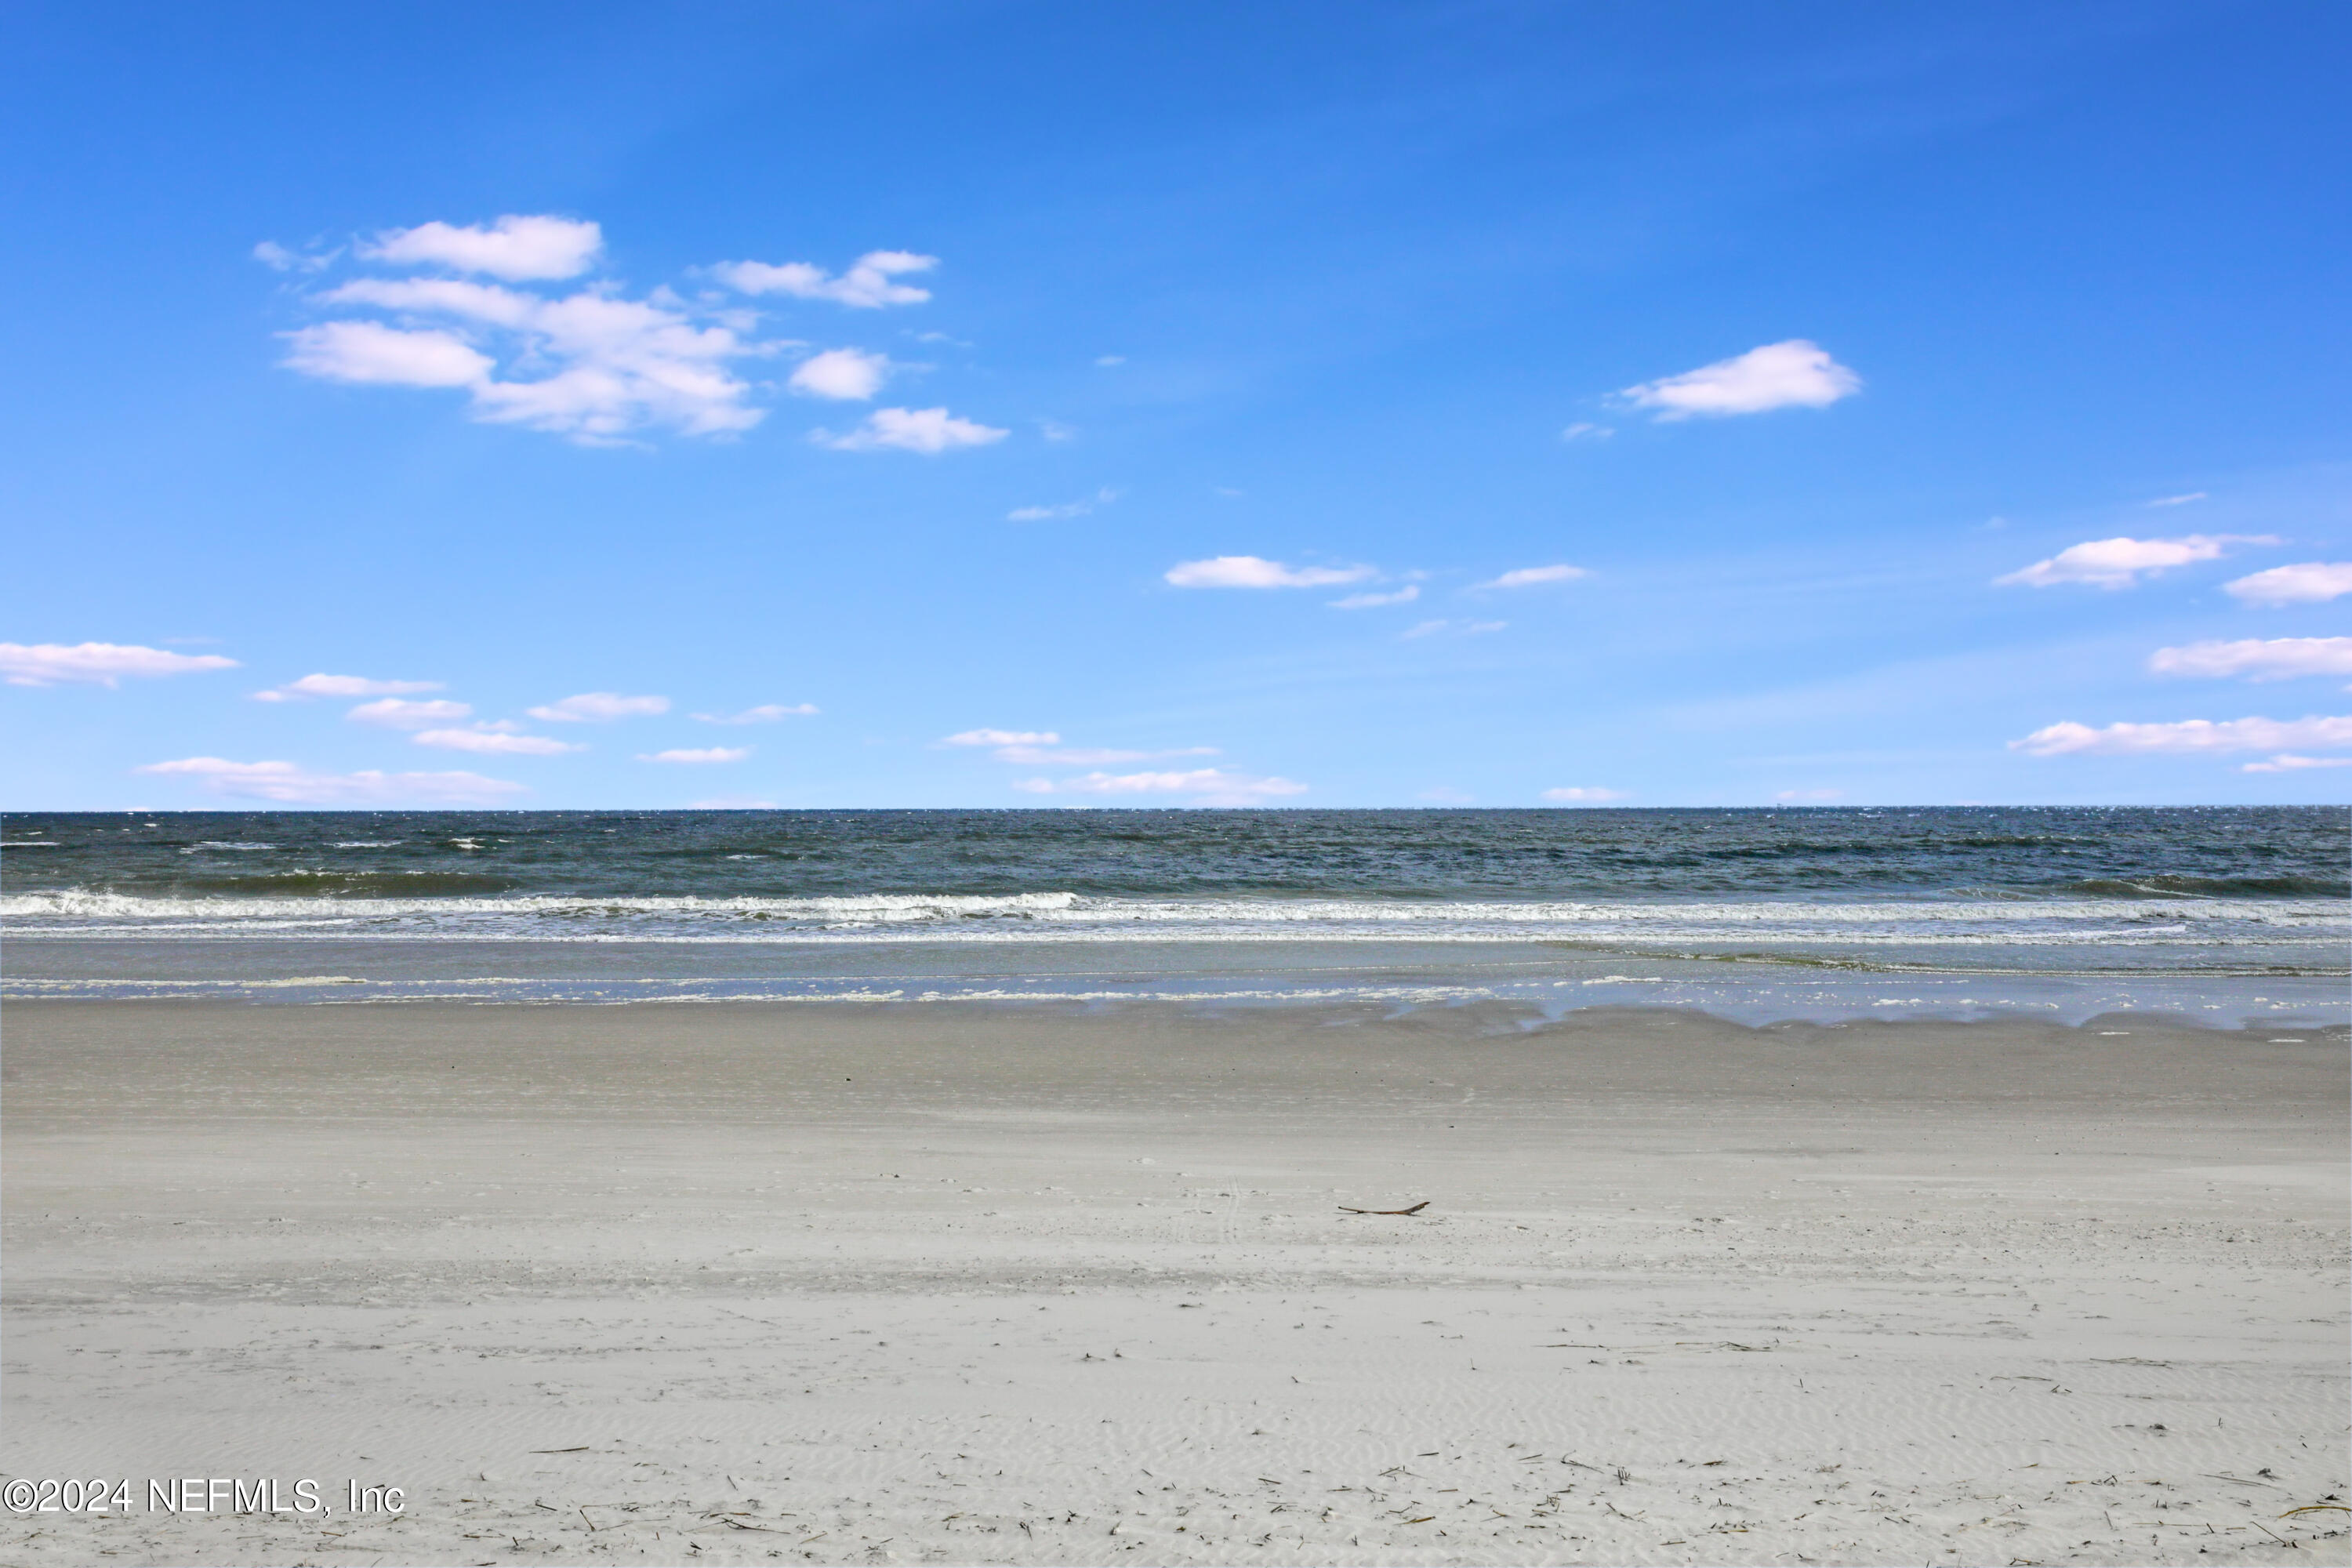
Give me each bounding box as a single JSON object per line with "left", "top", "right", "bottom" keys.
{"left": 3, "top": 806, "right": 2344, "bottom": 1024}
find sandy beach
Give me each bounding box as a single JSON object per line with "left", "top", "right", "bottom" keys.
{"left": 3, "top": 999, "right": 2345, "bottom": 1565}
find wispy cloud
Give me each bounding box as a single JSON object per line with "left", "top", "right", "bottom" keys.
{"left": 1329, "top": 585, "right": 1420, "bottom": 609}
{"left": 1164, "top": 556, "right": 1374, "bottom": 589}
{"left": 638, "top": 746, "right": 751, "bottom": 764}
{"left": 0, "top": 642, "right": 238, "bottom": 688}
{"left": 1995, "top": 534, "right": 2277, "bottom": 590}
{"left": 134, "top": 757, "right": 527, "bottom": 805}
{"left": 816, "top": 406, "right": 1007, "bottom": 453}
{"left": 358, "top": 215, "right": 603, "bottom": 280}
{"left": 2224, "top": 561, "right": 2352, "bottom": 606}
{"left": 2147, "top": 492, "right": 2208, "bottom": 506}
{"left": 528, "top": 691, "right": 671, "bottom": 723}
{"left": 1617, "top": 339, "right": 1860, "bottom": 420}
{"left": 1541, "top": 786, "right": 1629, "bottom": 803}
{"left": 1559, "top": 422, "right": 1613, "bottom": 442}
{"left": 1478, "top": 564, "right": 1588, "bottom": 590}
{"left": 2013, "top": 713, "right": 2352, "bottom": 757}
{"left": 788, "top": 348, "right": 891, "bottom": 401}
{"left": 347, "top": 698, "right": 471, "bottom": 729}
{"left": 1007, "top": 488, "right": 1120, "bottom": 522}
{"left": 412, "top": 728, "right": 583, "bottom": 755}
{"left": 253, "top": 672, "right": 442, "bottom": 702}
{"left": 942, "top": 728, "right": 1059, "bottom": 747}
{"left": 993, "top": 745, "right": 1218, "bottom": 765}
{"left": 694, "top": 703, "right": 819, "bottom": 724}
{"left": 252, "top": 240, "right": 337, "bottom": 274}
{"left": 2242, "top": 753, "right": 2352, "bottom": 773}
{"left": 713, "top": 251, "right": 936, "bottom": 308}
{"left": 1012, "top": 768, "right": 1306, "bottom": 805}
{"left": 2149, "top": 637, "right": 2352, "bottom": 682}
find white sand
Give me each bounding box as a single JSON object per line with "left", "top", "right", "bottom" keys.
{"left": 2, "top": 1000, "right": 2345, "bottom": 1566}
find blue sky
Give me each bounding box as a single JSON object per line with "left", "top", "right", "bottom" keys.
{"left": 3, "top": 0, "right": 2347, "bottom": 809}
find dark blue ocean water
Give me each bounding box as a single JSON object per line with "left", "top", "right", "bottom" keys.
{"left": 5, "top": 807, "right": 2345, "bottom": 1022}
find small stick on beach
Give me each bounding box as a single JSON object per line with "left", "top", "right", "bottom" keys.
{"left": 1338, "top": 1201, "right": 1430, "bottom": 1215}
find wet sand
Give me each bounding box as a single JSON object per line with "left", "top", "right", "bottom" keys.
{"left": 2, "top": 1000, "right": 2346, "bottom": 1564}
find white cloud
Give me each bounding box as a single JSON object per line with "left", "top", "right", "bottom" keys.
{"left": 0, "top": 641, "right": 238, "bottom": 688}
{"left": 2147, "top": 492, "right": 2208, "bottom": 506}
{"left": 1012, "top": 768, "right": 1307, "bottom": 805}
{"left": 134, "top": 757, "right": 526, "bottom": 805}
{"left": 713, "top": 251, "right": 937, "bottom": 307}
{"left": 412, "top": 728, "right": 584, "bottom": 755}
{"left": 816, "top": 406, "right": 1007, "bottom": 453}
{"left": 292, "top": 269, "right": 768, "bottom": 442}
{"left": 943, "top": 729, "right": 1059, "bottom": 746}
{"left": 993, "top": 745, "right": 1218, "bottom": 765}
{"left": 2012, "top": 713, "right": 2352, "bottom": 757}
{"left": 1995, "top": 533, "right": 2276, "bottom": 590}
{"left": 359, "top": 215, "right": 603, "bottom": 281}
{"left": 281, "top": 321, "right": 494, "bottom": 387}
{"left": 346, "top": 698, "right": 470, "bottom": 729}
{"left": 1617, "top": 339, "right": 1860, "bottom": 420}
{"left": 1163, "top": 556, "right": 1374, "bottom": 589}
{"left": 1479, "top": 564, "right": 1588, "bottom": 590}
{"left": 638, "top": 746, "right": 751, "bottom": 764}
{"left": 788, "top": 348, "right": 891, "bottom": 401}
{"left": 1559, "top": 422, "right": 1614, "bottom": 442}
{"left": 1007, "top": 488, "right": 1120, "bottom": 522}
{"left": 1402, "top": 619, "right": 1506, "bottom": 638}
{"left": 1541, "top": 786, "right": 1630, "bottom": 803}
{"left": 528, "top": 691, "right": 672, "bottom": 723}
{"left": 1039, "top": 420, "right": 1077, "bottom": 442}
{"left": 2149, "top": 637, "right": 2352, "bottom": 681}
{"left": 2242, "top": 753, "right": 2352, "bottom": 773}
{"left": 252, "top": 240, "right": 334, "bottom": 274}
{"left": 1330, "top": 586, "right": 1420, "bottom": 609}
{"left": 2224, "top": 561, "right": 2352, "bottom": 606}
{"left": 253, "top": 672, "right": 442, "bottom": 702}
{"left": 694, "top": 703, "right": 819, "bottom": 724}
{"left": 1775, "top": 788, "right": 1845, "bottom": 802}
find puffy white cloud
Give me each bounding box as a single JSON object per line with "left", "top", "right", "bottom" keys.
{"left": 816, "top": 406, "right": 1007, "bottom": 453}
{"left": 1163, "top": 556, "right": 1374, "bottom": 589}
{"left": 1542, "top": 786, "right": 1629, "bottom": 803}
{"left": 694, "top": 703, "right": 819, "bottom": 724}
{"left": 1329, "top": 586, "right": 1420, "bottom": 609}
{"left": 292, "top": 270, "right": 766, "bottom": 442}
{"left": 788, "top": 348, "right": 891, "bottom": 401}
{"left": 1617, "top": 339, "right": 1860, "bottom": 420}
{"left": 1007, "top": 488, "right": 1120, "bottom": 522}
{"left": 1012, "top": 768, "right": 1307, "bottom": 805}
{"left": 1479, "top": 564, "right": 1588, "bottom": 590}
{"left": 2242, "top": 753, "right": 2352, "bottom": 773}
{"left": 347, "top": 698, "right": 471, "bottom": 729}
{"left": 638, "top": 746, "right": 750, "bottom": 764}
{"left": 135, "top": 757, "right": 526, "bottom": 805}
{"left": 412, "top": 728, "right": 583, "bottom": 755}
{"left": 2149, "top": 637, "right": 2352, "bottom": 681}
{"left": 528, "top": 692, "right": 672, "bottom": 723}
{"left": 253, "top": 672, "right": 442, "bottom": 702}
{"left": 2012, "top": 713, "right": 2352, "bottom": 757}
{"left": 0, "top": 641, "right": 238, "bottom": 688}
{"left": 1995, "top": 534, "right": 2275, "bottom": 590}
{"left": 943, "top": 729, "right": 1059, "bottom": 746}
{"left": 2224, "top": 561, "right": 2352, "bottom": 606}
{"left": 359, "top": 215, "right": 603, "bottom": 280}
{"left": 713, "top": 251, "right": 937, "bottom": 307}
{"left": 281, "top": 321, "right": 494, "bottom": 388}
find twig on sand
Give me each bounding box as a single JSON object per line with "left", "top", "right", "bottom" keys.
{"left": 1339, "top": 1201, "right": 1430, "bottom": 1216}
{"left": 2283, "top": 1504, "right": 2352, "bottom": 1517}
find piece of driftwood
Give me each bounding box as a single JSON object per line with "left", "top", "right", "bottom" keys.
{"left": 1338, "top": 1201, "right": 1430, "bottom": 1215}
